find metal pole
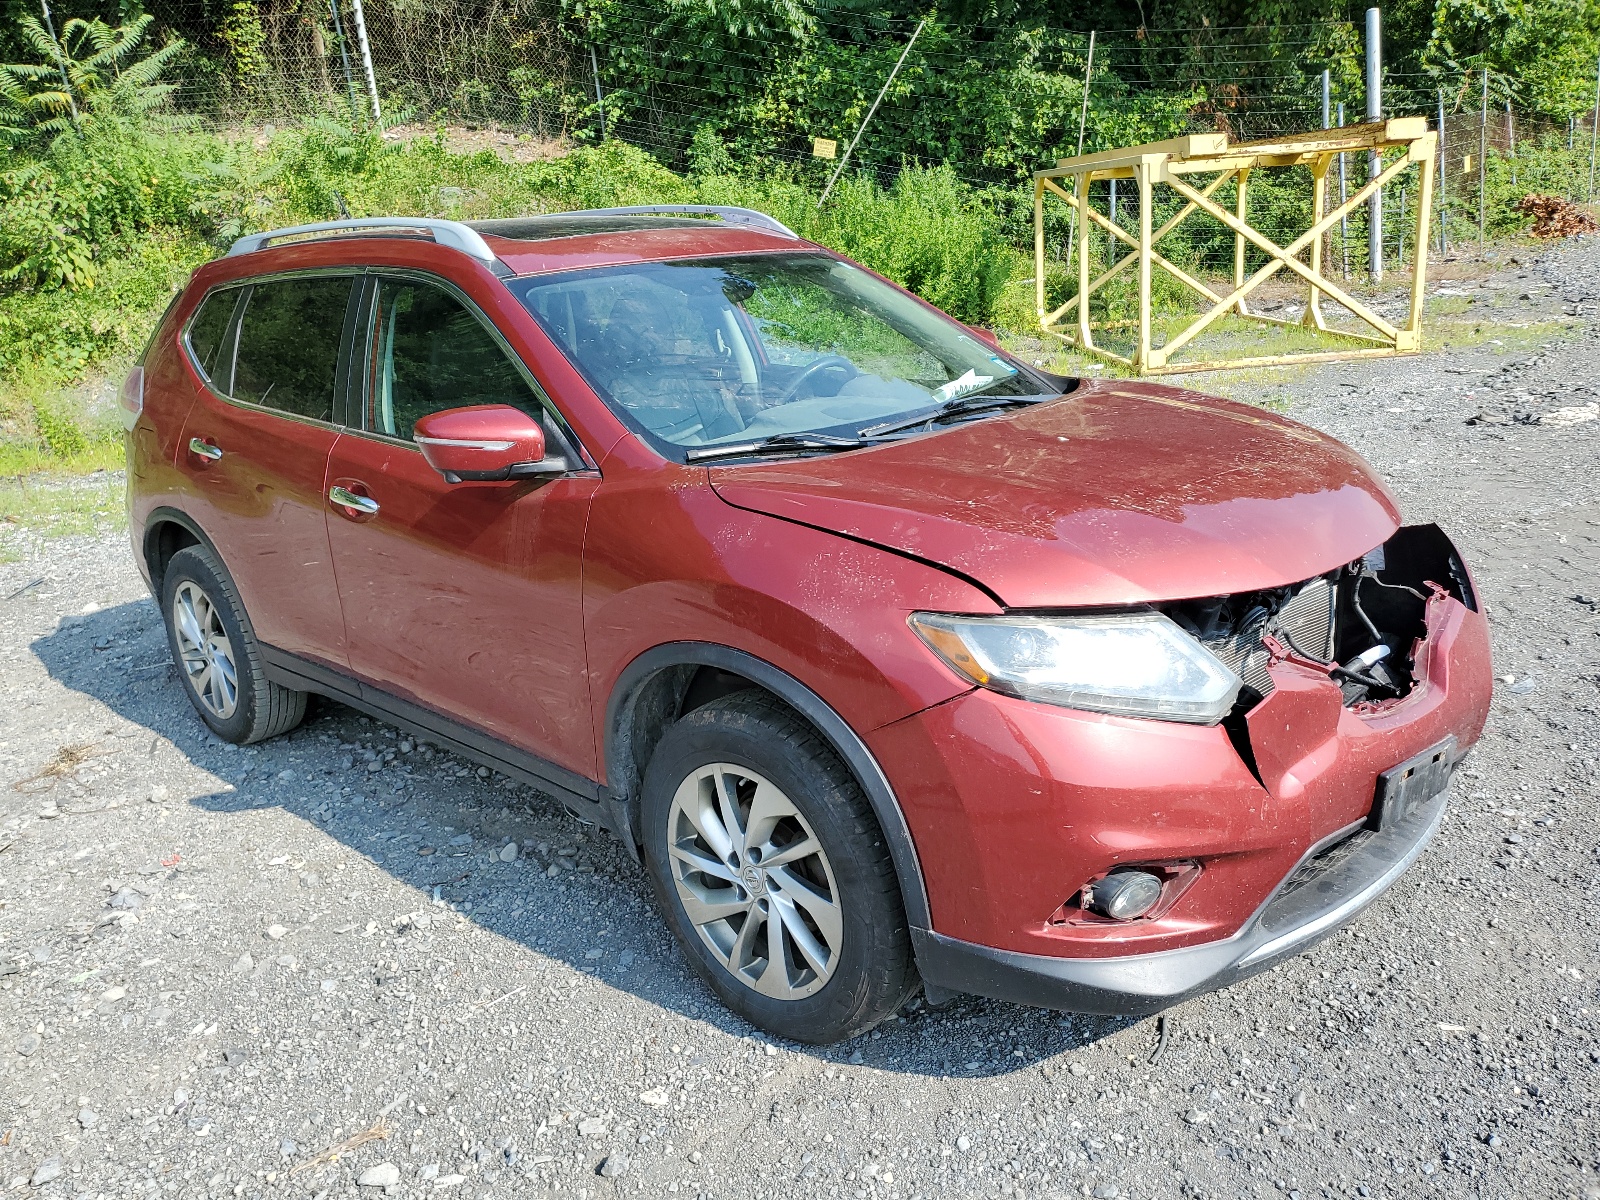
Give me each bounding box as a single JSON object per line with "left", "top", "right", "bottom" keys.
{"left": 1322, "top": 69, "right": 1332, "bottom": 282}
{"left": 590, "top": 45, "right": 605, "bottom": 141}
{"left": 1338, "top": 101, "right": 1349, "bottom": 278}
{"left": 1366, "top": 6, "right": 1383, "bottom": 282}
{"left": 1062, "top": 30, "right": 1097, "bottom": 267}
{"left": 1589, "top": 54, "right": 1600, "bottom": 200}
{"left": 1076, "top": 31, "right": 1096, "bottom": 157}
{"left": 1506, "top": 99, "right": 1516, "bottom": 185}
{"left": 328, "top": 0, "right": 359, "bottom": 119}
{"left": 349, "top": 0, "right": 381, "bottom": 123}
{"left": 37, "top": 0, "right": 80, "bottom": 132}
{"left": 1438, "top": 89, "right": 1448, "bottom": 254}
{"left": 819, "top": 18, "right": 924, "bottom": 207}
{"left": 1480, "top": 68, "right": 1489, "bottom": 250}
{"left": 1109, "top": 179, "right": 1117, "bottom": 229}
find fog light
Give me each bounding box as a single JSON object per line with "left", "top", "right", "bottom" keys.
{"left": 1083, "top": 870, "right": 1165, "bottom": 921}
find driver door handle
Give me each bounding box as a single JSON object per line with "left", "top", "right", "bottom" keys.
{"left": 328, "top": 485, "right": 380, "bottom": 515}
{"left": 188, "top": 437, "right": 223, "bottom": 461}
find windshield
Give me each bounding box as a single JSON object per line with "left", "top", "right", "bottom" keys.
{"left": 509, "top": 253, "right": 1056, "bottom": 458}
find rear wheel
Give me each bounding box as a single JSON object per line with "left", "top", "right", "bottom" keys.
{"left": 641, "top": 691, "right": 915, "bottom": 1043}
{"left": 160, "top": 544, "right": 306, "bottom": 744}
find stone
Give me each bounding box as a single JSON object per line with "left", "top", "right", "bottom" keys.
{"left": 1068, "top": 1061, "right": 1088, "bottom": 1077}
{"left": 100, "top": 986, "right": 125, "bottom": 1003}
{"left": 15, "top": 1032, "right": 40, "bottom": 1057}
{"left": 29, "top": 1159, "right": 61, "bottom": 1187}
{"left": 357, "top": 1162, "right": 400, "bottom": 1188}
{"left": 266, "top": 924, "right": 287, "bottom": 940}
{"left": 598, "top": 1155, "right": 630, "bottom": 1179}
{"left": 577, "top": 1117, "right": 608, "bottom": 1137}
{"left": 232, "top": 953, "right": 254, "bottom": 974}
{"left": 1092, "top": 1185, "right": 1121, "bottom": 1199}
{"left": 956, "top": 1137, "right": 971, "bottom": 1152}
{"left": 433, "top": 1175, "right": 466, "bottom": 1189}
{"left": 76, "top": 1107, "right": 97, "bottom": 1128}
{"left": 279, "top": 1138, "right": 297, "bottom": 1159}
{"left": 639, "top": 1089, "right": 669, "bottom": 1107}
{"left": 499, "top": 843, "right": 518, "bottom": 862}
{"left": 108, "top": 887, "right": 145, "bottom": 911}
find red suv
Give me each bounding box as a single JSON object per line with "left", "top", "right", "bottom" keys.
{"left": 123, "top": 207, "right": 1492, "bottom": 1043}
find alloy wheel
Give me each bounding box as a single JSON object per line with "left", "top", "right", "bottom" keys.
{"left": 666, "top": 762, "right": 843, "bottom": 1000}
{"left": 171, "top": 580, "right": 239, "bottom": 720}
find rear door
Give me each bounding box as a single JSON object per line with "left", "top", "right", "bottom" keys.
{"left": 175, "top": 271, "right": 360, "bottom": 670}
{"left": 323, "top": 270, "right": 600, "bottom": 780}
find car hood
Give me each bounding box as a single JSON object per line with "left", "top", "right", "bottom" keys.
{"left": 709, "top": 380, "right": 1401, "bottom": 607}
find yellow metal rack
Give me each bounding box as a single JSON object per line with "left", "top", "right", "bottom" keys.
{"left": 1033, "top": 118, "right": 1437, "bottom": 374}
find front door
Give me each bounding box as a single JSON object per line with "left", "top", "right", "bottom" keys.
{"left": 323, "top": 271, "right": 600, "bottom": 780}
{"left": 174, "top": 272, "right": 359, "bottom": 670}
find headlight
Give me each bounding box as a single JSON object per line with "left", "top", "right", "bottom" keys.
{"left": 908, "top": 611, "right": 1242, "bottom": 724}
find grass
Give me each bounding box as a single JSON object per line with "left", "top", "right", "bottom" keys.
{"left": 0, "top": 469, "right": 126, "bottom": 560}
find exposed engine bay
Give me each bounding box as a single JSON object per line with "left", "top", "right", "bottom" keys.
{"left": 1165, "top": 524, "right": 1476, "bottom": 712}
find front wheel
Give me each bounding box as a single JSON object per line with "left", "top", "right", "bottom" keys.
{"left": 641, "top": 691, "right": 915, "bottom": 1043}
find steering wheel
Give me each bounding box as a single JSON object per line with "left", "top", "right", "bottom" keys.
{"left": 771, "top": 355, "right": 858, "bottom": 407}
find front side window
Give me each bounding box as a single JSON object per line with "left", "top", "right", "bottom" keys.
{"left": 363, "top": 277, "right": 545, "bottom": 440}
{"left": 231, "top": 276, "right": 355, "bottom": 422}
{"left": 510, "top": 253, "right": 1052, "bottom": 457}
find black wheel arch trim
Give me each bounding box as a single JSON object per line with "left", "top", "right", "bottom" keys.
{"left": 141, "top": 506, "right": 220, "bottom": 595}
{"left": 604, "top": 641, "right": 932, "bottom": 930}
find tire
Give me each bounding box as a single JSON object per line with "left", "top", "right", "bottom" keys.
{"left": 641, "top": 691, "right": 916, "bottom": 1044}
{"left": 159, "top": 544, "right": 306, "bottom": 745}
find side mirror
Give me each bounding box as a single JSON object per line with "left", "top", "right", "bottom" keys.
{"left": 413, "top": 405, "right": 567, "bottom": 483}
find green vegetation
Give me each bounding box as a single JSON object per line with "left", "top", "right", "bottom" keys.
{"left": 2, "top": 8, "right": 1597, "bottom": 478}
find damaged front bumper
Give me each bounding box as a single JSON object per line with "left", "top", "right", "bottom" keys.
{"left": 912, "top": 782, "right": 1448, "bottom": 1014}
{"left": 871, "top": 524, "right": 1492, "bottom": 1014}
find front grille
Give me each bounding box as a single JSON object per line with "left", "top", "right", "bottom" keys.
{"left": 1277, "top": 825, "right": 1374, "bottom": 899}
{"left": 1201, "top": 576, "right": 1335, "bottom": 701}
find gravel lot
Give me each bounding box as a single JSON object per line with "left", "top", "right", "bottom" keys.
{"left": 1, "top": 238, "right": 1598, "bottom": 1200}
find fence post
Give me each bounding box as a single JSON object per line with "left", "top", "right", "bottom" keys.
{"left": 1437, "top": 89, "right": 1448, "bottom": 254}
{"left": 1479, "top": 69, "right": 1488, "bottom": 250}
{"left": 1590, "top": 54, "right": 1600, "bottom": 201}
{"left": 328, "top": 0, "right": 360, "bottom": 118}
{"left": 1366, "top": 7, "right": 1383, "bottom": 282}
{"left": 1062, "top": 30, "right": 1096, "bottom": 270}
{"left": 349, "top": 0, "right": 381, "bottom": 123}
{"left": 1506, "top": 100, "right": 1516, "bottom": 185}
{"left": 1338, "top": 101, "right": 1349, "bottom": 278}
{"left": 37, "top": 0, "right": 80, "bottom": 133}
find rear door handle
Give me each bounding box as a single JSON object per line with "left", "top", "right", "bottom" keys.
{"left": 188, "top": 437, "right": 223, "bottom": 461}
{"left": 328, "top": 485, "right": 380, "bottom": 516}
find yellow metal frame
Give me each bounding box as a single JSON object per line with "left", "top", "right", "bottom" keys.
{"left": 1033, "top": 119, "right": 1438, "bottom": 374}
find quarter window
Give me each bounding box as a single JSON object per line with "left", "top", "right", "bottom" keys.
{"left": 365, "top": 277, "right": 543, "bottom": 440}
{"left": 231, "top": 276, "right": 355, "bottom": 422}
{"left": 185, "top": 287, "right": 240, "bottom": 389}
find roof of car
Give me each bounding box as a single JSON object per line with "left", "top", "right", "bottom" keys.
{"left": 224, "top": 207, "right": 813, "bottom": 279}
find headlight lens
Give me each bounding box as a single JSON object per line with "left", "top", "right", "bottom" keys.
{"left": 909, "top": 611, "right": 1242, "bottom": 724}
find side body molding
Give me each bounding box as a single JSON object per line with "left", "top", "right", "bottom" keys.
{"left": 604, "top": 642, "right": 932, "bottom": 931}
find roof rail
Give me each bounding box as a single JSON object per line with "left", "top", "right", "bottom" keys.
{"left": 576, "top": 205, "right": 799, "bottom": 238}
{"left": 228, "top": 218, "right": 508, "bottom": 274}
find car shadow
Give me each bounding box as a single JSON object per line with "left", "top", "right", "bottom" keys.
{"left": 30, "top": 598, "right": 1154, "bottom": 1075}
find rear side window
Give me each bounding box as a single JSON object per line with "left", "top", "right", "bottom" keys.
{"left": 232, "top": 276, "right": 355, "bottom": 422}
{"left": 365, "top": 277, "right": 543, "bottom": 440}
{"left": 185, "top": 287, "right": 239, "bottom": 386}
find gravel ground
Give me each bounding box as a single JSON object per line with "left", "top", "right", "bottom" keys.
{"left": 1, "top": 239, "right": 1598, "bottom": 1200}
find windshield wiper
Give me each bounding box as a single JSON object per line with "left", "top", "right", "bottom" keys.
{"left": 684, "top": 432, "right": 865, "bottom": 463}
{"left": 858, "top": 393, "right": 1051, "bottom": 440}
